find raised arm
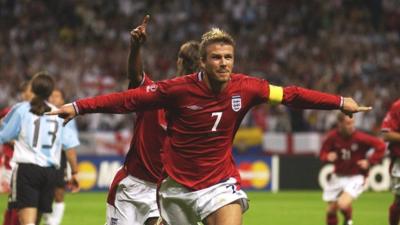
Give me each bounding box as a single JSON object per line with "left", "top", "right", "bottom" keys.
{"left": 127, "top": 15, "right": 149, "bottom": 89}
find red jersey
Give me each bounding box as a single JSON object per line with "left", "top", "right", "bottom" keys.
{"left": 320, "top": 129, "right": 385, "bottom": 176}
{"left": 124, "top": 75, "right": 166, "bottom": 183}
{"left": 76, "top": 73, "right": 342, "bottom": 190}
{"left": 0, "top": 107, "right": 13, "bottom": 159}
{"left": 382, "top": 99, "right": 400, "bottom": 158}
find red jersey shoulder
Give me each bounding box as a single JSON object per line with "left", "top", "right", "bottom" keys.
{"left": 0, "top": 106, "right": 11, "bottom": 119}
{"left": 157, "top": 73, "right": 200, "bottom": 93}
{"left": 324, "top": 129, "right": 339, "bottom": 140}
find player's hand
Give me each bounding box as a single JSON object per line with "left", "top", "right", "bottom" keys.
{"left": 341, "top": 97, "right": 372, "bottom": 118}
{"left": 357, "top": 159, "right": 369, "bottom": 169}
{"left": 327, "top": 152, "right": 337, "bottom": 162}
{"left": 67, "top": 174, "right": 80, "bottom": 193}
{"left": 45, "top": 103, "right": 77, "bottom": 126}
{"left": 130, "top": 15, "right": 150, "bottom": 47}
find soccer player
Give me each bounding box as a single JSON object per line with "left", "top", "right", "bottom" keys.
{"left": 0, "top": 73, "right": 80, "bottom": 225}
{"left": 48, "top": 28, "right": 371, "bottom": 225}
{"left": 105, "top": 16, "right": 200, "bottom": 225}
{"left": 381, "top": 99, "right": 400, "bottom": 225}
{"left": 2, "top": 81, "right": 33, "bottom": 225}
{"left": 42, "top": 89, "right": 80, "bottom": 225}
{"left": 320, "top": 113, "right": 385, "bottom": 225}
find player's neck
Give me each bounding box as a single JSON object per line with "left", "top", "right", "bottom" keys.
{"left": 203, "top": 73, "right": 228, "bottom": 94}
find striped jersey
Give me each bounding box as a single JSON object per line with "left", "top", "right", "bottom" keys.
{"left": 0, "top": 101, "right": 80, "bottom": 168}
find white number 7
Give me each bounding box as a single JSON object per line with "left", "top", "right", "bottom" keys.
{"left": 211, "top": 112, "right": 223, "bottom": 132}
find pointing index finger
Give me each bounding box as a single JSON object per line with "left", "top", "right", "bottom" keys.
{"left": 141, "top": 15, "right": 150, "bottom": 27}
{"left": 357, "top": 106, "right": 372, "bottom": 112}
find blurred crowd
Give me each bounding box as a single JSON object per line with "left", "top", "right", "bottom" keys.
{"left": 0, "top": 0, "right": 399, "bottom": 133}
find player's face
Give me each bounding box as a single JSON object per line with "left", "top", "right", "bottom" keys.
{"left": 202, "top": 43, "right": 234, "bottom": 83}
{"left": 339, "top": 116, "right": 355, "bottom": 136}
{"left": 49, "top": 90, "right": 65, "bottom": 107}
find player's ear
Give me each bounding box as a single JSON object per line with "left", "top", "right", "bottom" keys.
{"left": 200, "top": 56, "right": 207, "bottom": 68}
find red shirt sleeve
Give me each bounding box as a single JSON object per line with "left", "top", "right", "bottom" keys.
{"left": 0, "top": 107, "right": 11, "bottom": 119}
{"left": 282, "top": 86, "right": 341, "bottom": 110}
{"left": 75, "top": 82, "right": 169, "bottom": 114}
{"left": 359, "top": 132, "right": 386, "bottom": 165}
{"left": 382, "top": 101, "right": 400, "bottom": 132}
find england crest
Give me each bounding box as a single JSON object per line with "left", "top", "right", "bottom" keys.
{"left": 231, "top": 95, "right": 242, "bottom": 112}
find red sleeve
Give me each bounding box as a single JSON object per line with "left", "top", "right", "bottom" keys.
{"left": 382, "top": 101, "right": 400, "bottom": 132}
{"left": 282, "top": 86, "right": 342, "bottom": 110}
{"left": 0, "top": 107, "right": 11, "bottom": 119}
{"left": 320, "top": 132, "right": 335, "bottom": 161}
{"left": 75, "top": 82, "right": 168, "bottom": 114}
{"left": 360, "top": 133, "right": 386, "bottom": 165}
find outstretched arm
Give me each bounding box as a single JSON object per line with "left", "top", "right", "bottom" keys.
{"left": 267, "top": 85, "right": 371, "bottom": 116}
{"left": 46, "top": 84, "right": 167, "bottom": 125}
{"left": 127, "top": 15, "right": 149, "bottom": 89}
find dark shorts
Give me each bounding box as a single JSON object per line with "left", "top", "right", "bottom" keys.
{"left": 55, "top": 151, "right": 67, "bottom": 188}
{"left": 10, "top": 163, "right": 57, "bottom": 213}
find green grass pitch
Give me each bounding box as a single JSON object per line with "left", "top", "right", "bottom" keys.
{"left": 0, "top": 191, "right": 391, "bottom": 225}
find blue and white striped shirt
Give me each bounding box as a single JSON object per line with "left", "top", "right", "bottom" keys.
{"left": 0, "top": 101, "right": 80, "bottom": 168}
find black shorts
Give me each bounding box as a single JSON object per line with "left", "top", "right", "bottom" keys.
{"left": 55, "top": 151, "right": 67, "bottom": 188}
{"left": 10, "top": 163, "right": 58, "bottom": 213}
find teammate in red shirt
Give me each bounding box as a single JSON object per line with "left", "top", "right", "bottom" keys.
{"left": 49, "top": 28, "right": 371, "bottom": 225}
{"left": 320, "top": 113, "right": 385, "bottom": 225}
{"left": 382, "top": 99, "right": 400, "bottom": 225}
{"left": 105, "top": 16, "right": 201, "bottom": 225}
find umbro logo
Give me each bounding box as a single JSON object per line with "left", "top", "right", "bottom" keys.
{"left": 185, "top": 105, "right": 203, "bottom": 110}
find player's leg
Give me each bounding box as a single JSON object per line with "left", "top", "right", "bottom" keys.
{"left": 18, "top": 208, "right": 37, "bottom": 225}
{"left": 106, "top": 172, "right": 158, "bottom": 225}
{"left": 325, "top": 202, "right": 338, "bottom": 225}
{"left": 203, "top": 201, "right": 242, "bottom": 225}
{"left": 339, "top": 175, "right": 365, "bottom": 225}
{"left": 37, "top": 167, "right": 57, "bottom": 225}
{"left": 322, "top": 174, "right": 341, "bottom": 225}
{"left": 43, "top": 151, "right": 68, "bottom": 225}
{"left": 159, "top": 177, "right": 248, "bottom": 225}
{"left": 337, "top": 192, "right": 353, "bottom": 225}
{"left": 389, "top": 193, "right": 400, "bottom": 225}
{"left": 15, "top": 164, "right": 42, "bottom": 225}
{"left": 158, "top": 177, "right": 201, "bottom": 225}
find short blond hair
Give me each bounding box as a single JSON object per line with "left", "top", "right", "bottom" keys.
{"left": 199, "top": 28, "right": 235, "bottom": 60}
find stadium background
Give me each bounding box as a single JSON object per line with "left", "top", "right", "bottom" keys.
{"left": 0, "top": 0, "right": 398, "bottom": 224}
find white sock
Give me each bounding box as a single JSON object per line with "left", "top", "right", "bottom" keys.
{"left": 49, "top": 202, "right": 65, "bottom": 225}
{"left": 42, "top": 212, "right": 53, "bottom": 225}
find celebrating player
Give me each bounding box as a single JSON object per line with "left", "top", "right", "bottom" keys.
{"left": 320, "top": 113, "right": 385, "bottom": 225}
{"left": 382, "top": 99, "right": 400, "bottom": 225}
{"left": 48, "top": 28, "right": 371, "bottom": 225}
{"left": 105, "top": 15, "right": 200, "bottom": 225}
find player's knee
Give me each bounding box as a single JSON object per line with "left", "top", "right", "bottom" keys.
{"left": 326, "top": 202, "right": 338, "bottom": 213}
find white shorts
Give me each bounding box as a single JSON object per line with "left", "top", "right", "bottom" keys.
{"left": 322, "top": 174, "right": 367, "bottom": 202}
{"left": 391, "top": 158, "right": 400, "bottom": 195}
{"left": 106, "top": 175, "right": 159, "bottom": 225}
{"left": 158, "top": 177, "right": 249, "bottom": 225}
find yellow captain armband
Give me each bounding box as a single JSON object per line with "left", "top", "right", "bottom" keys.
{"left": 268, "top": 84, "right": 283, "bottom": 105}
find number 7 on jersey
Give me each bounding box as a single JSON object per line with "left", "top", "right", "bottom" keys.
{"left": 211, "top": 112, "right": 223, "bottom": 132}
